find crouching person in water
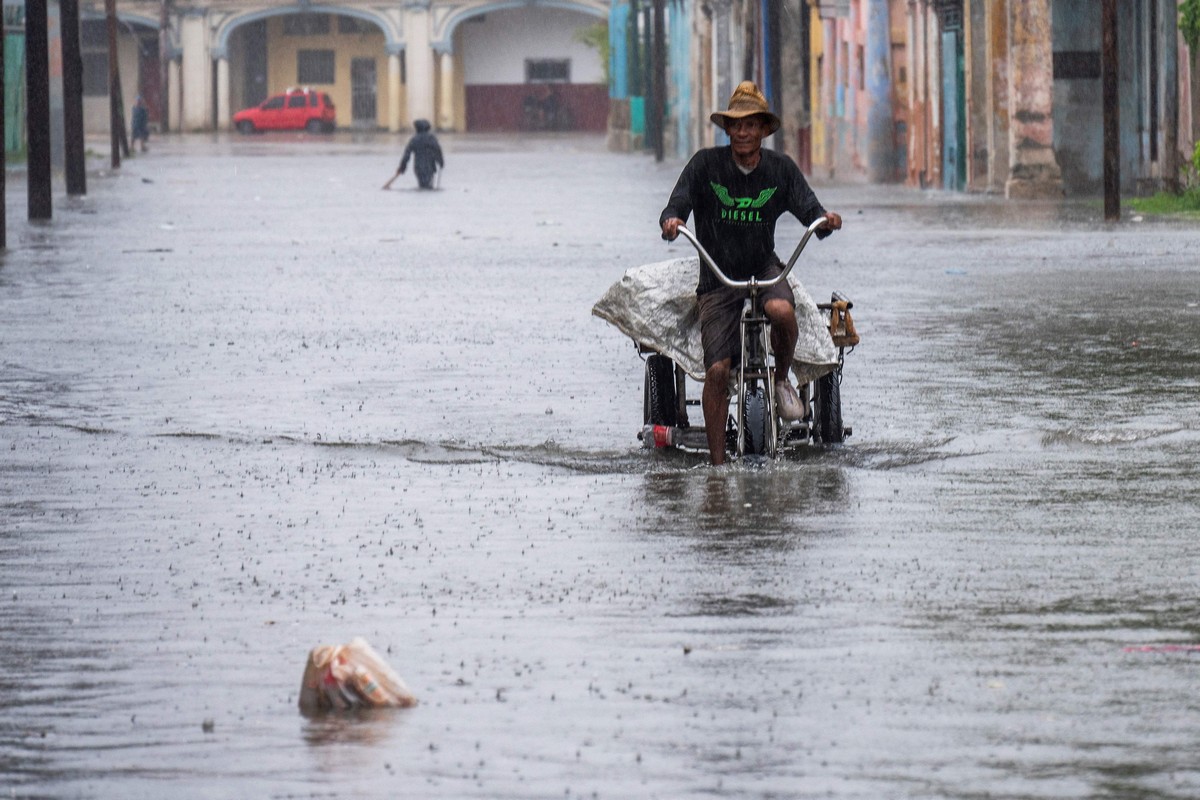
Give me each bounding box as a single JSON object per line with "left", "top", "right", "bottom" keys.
{"left": 659, "top": 81, "right": 842, "bottom": 466}
{"left": 395, "top": 119, "right": 444, "bottom": 190}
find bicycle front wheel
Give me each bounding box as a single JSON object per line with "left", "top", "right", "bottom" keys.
{"left": 814, "top": 369, "right": 844, "bottom": 444}
{"left": 741, "top": 385, "right": 770, "bottom": 456}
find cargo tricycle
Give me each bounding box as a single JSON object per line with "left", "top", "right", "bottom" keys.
{"left": 596, "top": 216, "right": 858, "bottom": 461}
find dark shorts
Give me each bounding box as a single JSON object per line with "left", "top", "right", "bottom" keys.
{"left": 697, "top": 262, "right": 795, "bottom": 370}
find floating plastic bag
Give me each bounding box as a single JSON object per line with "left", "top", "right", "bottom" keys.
{"left": 298, "top": 637, "right": 417, "bottom": 713}
{"left": 591, "top": 257, "right": 839, "bottom": 385}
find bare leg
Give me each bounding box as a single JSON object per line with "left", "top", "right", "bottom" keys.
{"left": 765, "top": 298, "right": 798, "bottom": 378}
{"left": 703, "top": 359, "right": 732, "bottom": 466}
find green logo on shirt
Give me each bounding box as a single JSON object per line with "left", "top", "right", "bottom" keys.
{"left": 711, "top": 182, "right": 776, "bottom": 222}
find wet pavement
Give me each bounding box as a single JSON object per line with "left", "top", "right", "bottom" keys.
{"left": 2, "top": 131, "right": 1200, "bottom": 799}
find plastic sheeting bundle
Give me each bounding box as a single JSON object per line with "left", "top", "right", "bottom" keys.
{"left": 591, "top": 257, "right": 838, "bottom": 385}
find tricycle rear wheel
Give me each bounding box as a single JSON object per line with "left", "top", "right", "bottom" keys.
{"left": 643, "top": 354, "right": 677, "bottom": 426}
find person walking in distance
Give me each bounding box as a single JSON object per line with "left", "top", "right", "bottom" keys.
{"left": 659, "top": 81, "right": 843, "bottom": 466}
{"left": 131, "top": 96, "right": 151, "bottom": 153}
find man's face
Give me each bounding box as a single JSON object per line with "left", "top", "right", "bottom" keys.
{"left": 724, "top": 115, "right": 769, "bottom": 157}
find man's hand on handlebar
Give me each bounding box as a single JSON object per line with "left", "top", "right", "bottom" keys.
{"left": 663, "top": 213, "right": 839, "bottom": 242}
{"left": 661, "top": 217, "right": 684, "bottom": 241}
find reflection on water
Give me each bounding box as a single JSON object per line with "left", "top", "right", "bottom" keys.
{"left": 301, "top": 708, "right": 412, "bottom": 774}
{"left": 977, "top": 594, "right": 1200, "bottom": 640}
{"left": 301, "top": 708, "right": 408, "bottom": 748}
{"left": 640, "top": 457, "right": 851, "bottom": 536}
{"left": 634, "top": 460, "right": 855, "bottom": 624}
{"left": 686, "top": 591, "right": 797, "bottom": 618}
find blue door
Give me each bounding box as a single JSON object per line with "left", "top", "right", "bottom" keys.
{"left": 941, "top": 29, "right": 966, "bottom": 191}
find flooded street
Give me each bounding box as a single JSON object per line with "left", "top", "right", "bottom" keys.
{"left": 2, "top": 132, "right": 1199, "bottom": 799}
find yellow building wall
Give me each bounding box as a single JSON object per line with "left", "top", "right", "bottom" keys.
{"left": 265, "top": 16, "right": 390, "bottom": 128}
{"left": 809, "top": 5, "right": 826, "bottom": 168}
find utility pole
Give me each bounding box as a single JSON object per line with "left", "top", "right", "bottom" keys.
{"left": 1, "top": 7, "right": 6, "bottom": 247}
{"left": 797, "top": 0, "right": 811, "bottom": 172}
{"left": 1161, "top": 0, "right": 1179, "bottom": 193}
{"left": 160, "top": 0, "right": 170, "bottom": 132}
{"left": 640, "top": 2, "right": 652, "bottom": 150}
{"left": 651, "top": 0, "right": 665, "bottom": 161}
{"left": 26, "top": 0, "right": 53, "bottom": 220}
{"left": 1101, "top": 0, "right": 1119, "bottom": 221}
{"left": 62, "top": 0, "right": 87, "bottom": 195}
{"left": 106, "top": 0, "right": 128, "bottom": 168}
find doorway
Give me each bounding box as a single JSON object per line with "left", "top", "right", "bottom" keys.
{"left": 351, "top": 57, "right": 378, "bottom": 127}
{"left": 241, "top": 20, "right": 268, "bottom": 108}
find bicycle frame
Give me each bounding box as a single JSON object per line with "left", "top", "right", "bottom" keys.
{"left": 674, "top": 216, "right": 828, "bottom": 459}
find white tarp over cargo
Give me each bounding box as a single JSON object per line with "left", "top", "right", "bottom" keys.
{"left": 592, "top": 257, "right": 838, "bottom": 385}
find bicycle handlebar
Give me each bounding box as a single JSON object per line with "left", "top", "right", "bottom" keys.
{"left": 674, "top": 215, "right": 829, "bottom": 291}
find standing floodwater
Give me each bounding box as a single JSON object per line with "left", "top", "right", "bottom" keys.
{"left": 2, "top": 133, "right": 1199, "bottom": 799}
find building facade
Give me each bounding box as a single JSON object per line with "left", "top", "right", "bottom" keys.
{"left": 809, "top": 0, "right": 1193, "bottom": 197}
{"left": 80, "top": 0, "right": 608, "bottom": 134}
{"left": 609, "top": 0, "right": 1199, "bottom": 198}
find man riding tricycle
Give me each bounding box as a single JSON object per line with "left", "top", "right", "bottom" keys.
{"left": 593, "top": 81, "right": 858, "bottom": 465}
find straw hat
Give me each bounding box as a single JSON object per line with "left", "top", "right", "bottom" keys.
{"left": 709, "top": 81, "right": 781, "bottom": 135}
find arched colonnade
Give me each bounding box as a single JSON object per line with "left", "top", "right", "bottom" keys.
{"left": 148, "top": 0, "right": 607, "bottom": 132}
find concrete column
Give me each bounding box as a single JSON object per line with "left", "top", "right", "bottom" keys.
{"left": 437, "top": 49, "right": 454, "bottom": 130}
{"left": 1005, "top": 0, "right": 1062, "bottom": 198}
{"left": 714, "top": 0, "right": 732, "bottom": 120}
{"left": 925, "top": 7, "right": 941, "bottom": 187}
{"left": 779, "top": 0, "right": 807, "bottom": 166}
{"left": 1160, "top": 0, "right": 1179, "bottom": 190}
{"left": 698, "top": 4, "right": 714, "bottom": 149}
{"left": 832, "top": 16, "right": 845, "bottom": 175}
{"left": 668, "top": 2, "right": 691, "bottom": 157}
{"left": 168, "top": 57, "right": 182, "bottom": 133}
{"left": 388, "top": 50, "right": 403, "bottom": 132}
{"left": 985, "top": 0, "right": 1010, "bottom": 192}
{"left": 964, "top": 0, "right": 989, "bottom": 189}
{"left": 180, "top": 12, "right": 210, "bottom": 130}
{"left": 403, "top": 4, "right": 435, "bottom": 127}
{"left": 821, "top": 16, "right": 836, "bottom": 176}
{"left": 905, "top": 1, "right": 925, "bottom": 186}
{"left": 216, "top": 55, "right": 230, "bottom": 131}
{"left": 865, "top": 0, "right": 894, "bottom": 181}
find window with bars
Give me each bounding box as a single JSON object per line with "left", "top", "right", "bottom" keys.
{"left": 283, "top": 14, "right": 330, "bottom": 36}
{"left": 338, "top": 15, "right": 371, "bottom": 34}
{"left": 82, "top": 52, "right": 108, "bottom": 96}
{"left": 298, "top": 50, "right": 336, "bottom": 84}
{"left": 932, "top": 0, "right": 962, "bottom": 31}
{"left": 525, "top": 59, "right": 570, "bottom": 83}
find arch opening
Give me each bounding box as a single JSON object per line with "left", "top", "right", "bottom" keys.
{"left": 452, "top": 4, "right": 607, "bottom": 131}
{"left": 221, "top": 9, "right": 396, "bottom": 130}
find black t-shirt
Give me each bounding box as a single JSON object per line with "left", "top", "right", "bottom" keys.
{"left": 660, "top": 146, "right": 828, "bottom": 295}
